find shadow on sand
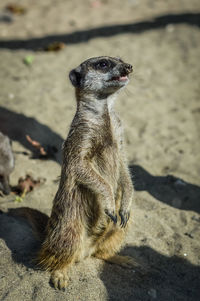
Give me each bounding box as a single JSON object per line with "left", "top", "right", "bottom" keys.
{"left": 0, "top": 209, "right": 40, "bottom": 268}
{"left": 130, "top": 165, "right": 200, "bottom": 214}
{"left": 100, "top": 245, "right": 200, "bottom": 301}
{"left": 0, "top": 107, "right": 63, "bottom": 164}
{"left": 0, "top": 13, "right": 199, "bottom": 50}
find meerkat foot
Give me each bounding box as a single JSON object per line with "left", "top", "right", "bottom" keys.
{"left": 50, "top": 269, "right": 69, "bottom": 290}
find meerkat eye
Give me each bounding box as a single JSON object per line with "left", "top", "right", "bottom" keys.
{"left": 95, "top": 60, "right": 110, "bottom": 70}
{"left": 99, "top": 61, "right": 108, "bottom": 68}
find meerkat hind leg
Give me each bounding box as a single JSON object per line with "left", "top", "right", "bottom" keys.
{"left": 94, "top": 227, "right": 144, "bottom": 271}
{"left": 94, "top": 228, "right": 134, "bottom": 268}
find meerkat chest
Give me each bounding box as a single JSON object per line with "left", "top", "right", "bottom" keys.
{"left": 90, "top": 133, "right": 117, "bottom": 159}
{"left": 87, "top": 111, "right": 123, "bottom": 168}
{"left": 93, "top": 119, "right": 120, "bottom": 153}
{"left": 89, "top": 124, "right": 120, "bottom": 178}
{"left": 106, "top": 112, "right": 123, "bottom": 153}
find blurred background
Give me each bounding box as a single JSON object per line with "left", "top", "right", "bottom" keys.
{"left": 0, "top": 1, "right": 200, "bottom": 300}
{"left": 0, "top": 0, "right": 200, "bottom": 39}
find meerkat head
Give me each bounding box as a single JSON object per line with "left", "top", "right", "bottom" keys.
{"left": 69, "top": 56, "right": 133, "bottom": 98}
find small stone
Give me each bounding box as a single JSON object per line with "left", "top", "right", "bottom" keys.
{"left": 174, "top": 179, "right": 186, "bottom": 186}
{"left": 172, "top": 198, "right": 182, "bottom": 208}
{"left": 148, "top": 288, "right": 157, "bottom": 298}
{"left": 166, "top": 24, "right": 175, "bottom": 33}
{"left": 8, "top": 93, "right": 14, "bottom": 99}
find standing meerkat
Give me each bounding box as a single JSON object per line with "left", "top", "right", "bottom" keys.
{"left": 13, "top": 56, "right": 135, "bottom": 290}
{"left": 38, "top": 56, "right": 135, "bottom": 289}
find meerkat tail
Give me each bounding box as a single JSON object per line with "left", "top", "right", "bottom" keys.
{"left": 37, "top": 218, "right": 85, "bottom": 271}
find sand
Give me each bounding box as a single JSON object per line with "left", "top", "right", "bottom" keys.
{"left": 0, "top": 0, "right": 200, "bottom": 300}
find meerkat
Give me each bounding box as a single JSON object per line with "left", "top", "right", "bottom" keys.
{"left": 0, "top": 132, "right": 14, "bottom": 195}
{"left": 36, "top": 56, "right": 135, "bottom": 289}
{"left": 8, "top": 57, "right": 136, "bottom": 290}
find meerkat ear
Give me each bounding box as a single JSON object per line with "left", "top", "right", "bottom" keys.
{"left": 69, "top": 67, "right": 82, "bottom": 87}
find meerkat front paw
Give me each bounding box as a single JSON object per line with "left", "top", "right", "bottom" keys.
{"left": 119, "top": 209, "right": 130, "bottom": 227}
{"left": 104, "top": 209, "right": 117, "bottom": 224}
{"left": 50, "top": 270, "right": 68, "bottom": 290}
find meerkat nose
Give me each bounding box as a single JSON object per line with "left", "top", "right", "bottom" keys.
{"left": 125, "top": 64, "right": 133, "bottom": 73}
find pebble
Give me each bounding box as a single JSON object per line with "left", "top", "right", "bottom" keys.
{"left": 166, "top": 24, "right": 175, "bottom": 33}
{"left": 174, "top": 179, "right": 186, "bottom": 186}
{"left": 172, "top": 198, "right": 182, "bottom": 208}
{"left": 148, "top": 288, "right": 157, "bottom": 298}
{"left": 8, "top": 93, "right": 15, "bottom": 99}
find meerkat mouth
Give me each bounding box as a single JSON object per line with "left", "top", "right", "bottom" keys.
{"left": 108, "top": 75, "right": 128, "bottom": 82}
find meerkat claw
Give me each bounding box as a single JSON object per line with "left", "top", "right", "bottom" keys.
{"left": 119, "top": 210, "right": 130, "bottom": 227}
{"left": 105, "top": 209, "right": 117, "bottom": 224}
{"left": 112, "top": 214, "right": 118, "bottom": 224}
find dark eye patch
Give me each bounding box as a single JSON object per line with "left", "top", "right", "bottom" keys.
{"left": 93, "top": 59, "right": 115, "bottom": 72}
{"left": 95, "top": 59, "right": 109, "bottom": 69}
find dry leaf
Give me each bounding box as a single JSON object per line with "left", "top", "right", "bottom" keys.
{"left": 12, "top": 174, "right": 45, "bottom": 197}
{"left": 6, "top": 4, "right": 26, "bottom": 15}
{"left": 44, "top": 42, "right": 65, "bottom": 52}
{"left": 26, "top": 135, "right": 47, "bottom": 156}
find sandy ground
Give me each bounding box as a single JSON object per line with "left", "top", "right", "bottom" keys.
{"left": 0, "top": 1, "right": 200, "bottom": 300}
